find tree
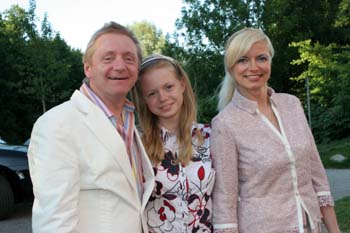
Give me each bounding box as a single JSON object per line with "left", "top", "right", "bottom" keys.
{"left": 261, "top": 0, "right": 346, "bottom": 94}
{"left": 0, "top": 1, "right": 83, "bottom": 143}
{"left": 0, "top": 3, "right": 39, "bottom": 143}
{"left": 169, "top": 0, "right": 350, "bottom": 134}
{"left": 176, "top": 0, "right": 264, "bottom": 52}
{"left": 290, "top": 40, "right": 350, "bottom": 142}
{"left": 286, "top": 0, "right": 350, "bottom": 142}
{"left": 128, "top": 21, "right": 166, "bottom": 57}
{"left": 165, "top": 0, "right": 265, "bottom": 122}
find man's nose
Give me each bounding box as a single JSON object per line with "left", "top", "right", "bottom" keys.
{"left": 112, "top": 57, "right": 126, "bottom": 71}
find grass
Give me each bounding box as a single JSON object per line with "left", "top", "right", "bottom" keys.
{"left": 317, "top": 137, "right": 350, "bottom": 169}
{"left": 335, "top": 196, "right": 350, "bottom": 232}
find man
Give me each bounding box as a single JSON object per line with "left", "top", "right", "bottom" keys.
{"left": 28, "top": 22, "right": 155, "bottom": 233}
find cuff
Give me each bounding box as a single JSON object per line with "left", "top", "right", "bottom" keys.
{"left": 214, "top": 229, "right": 238, "bottom": 233}
{"left": 318, "top": 195, "right": 334, "bottom": 207}
{"left": 214, "top": 223, "right": 238, "bottom": 233}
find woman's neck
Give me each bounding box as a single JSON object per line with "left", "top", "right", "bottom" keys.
{"left": 237, "top": 85, "right": 269, "bottom": 106}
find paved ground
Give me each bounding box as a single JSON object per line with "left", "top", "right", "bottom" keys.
{"left": 0, "top": 169, "right": 349, "bottom": 233}
{"left": 323, "top": 169, "right": 350, "bottom": 233}
{"left": 0, "top": 202, "right": 32, "bottom": 233}
{"left": 325, "top": 169, "right": 350, "bottom": 200}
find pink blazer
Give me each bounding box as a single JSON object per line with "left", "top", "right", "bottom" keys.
{"left": 211, "top": 88, "right": 333, "bottom": 233}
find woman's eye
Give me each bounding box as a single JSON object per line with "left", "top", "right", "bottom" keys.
{"left": 237, "top": 58, "right": 248, "bottom": 64}
{"left": 257, "top": 55, "right": 269, "bottom": 62}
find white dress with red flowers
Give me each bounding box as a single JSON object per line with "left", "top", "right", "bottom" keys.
{"left": 146, "top": 123, "right": 215, "bottom": 233}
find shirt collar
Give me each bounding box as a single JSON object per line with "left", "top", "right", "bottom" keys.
{"left": 80, "top": 78, "right": 135, "bottom": 119}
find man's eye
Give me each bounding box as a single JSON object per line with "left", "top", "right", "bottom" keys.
{"left": 125, "top": 56, "right": 136, "bottom": 63}
{"left": 103, "top": 56, "right": 113, "bottom": 62}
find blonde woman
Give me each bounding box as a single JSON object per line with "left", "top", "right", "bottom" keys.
{"left": 132, "top": 54, "right": 215, "bottom": 232}
{"left": 211, "top": 28, "right": 340, "bottom": 233}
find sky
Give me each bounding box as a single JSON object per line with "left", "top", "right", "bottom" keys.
{"left": 0, "top": 0, "right": 183, "bottom": 50}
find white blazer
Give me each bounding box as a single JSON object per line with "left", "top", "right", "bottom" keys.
{"left": 28, "top": 90, "right": 155, "bottom": 233}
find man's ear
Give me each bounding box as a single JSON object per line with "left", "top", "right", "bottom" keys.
{"left": 84, "top": 63, "right": 92, "bottom": 78}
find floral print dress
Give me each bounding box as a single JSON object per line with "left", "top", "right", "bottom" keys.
{"left": 146, "top": 123, "right": 215, "bottom": 233}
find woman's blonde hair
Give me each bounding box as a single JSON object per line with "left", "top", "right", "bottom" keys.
{"left": 217, "top": 28, "right": 275, "bottom": 111}
{"left": 131, "top": 54, "right": 202, "bottom": 165}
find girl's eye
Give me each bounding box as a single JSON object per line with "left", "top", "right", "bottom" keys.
{"left": 147, "top": 92, "right": 156, "bottom": 97}
{"left": 166, "top": 84, "right": 174, "bottom": 90}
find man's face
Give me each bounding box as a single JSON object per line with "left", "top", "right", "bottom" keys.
{"left": 84, "top": 33, "right": 139, "bottom": 103}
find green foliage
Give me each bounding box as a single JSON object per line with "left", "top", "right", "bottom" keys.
{"left": 262, "top": 0, "right": 346, "bottom": 94}
{"left": 128, "top": 21, "right": 166, "bottom": 57}
{"left": 181, "top": 51, "right": 222, "bottom": 123}
{"left": 0, "top": 1, "right": 83, "bottom": 143}
{"left": 334, "top": 0, "right": 350, "bottom": 26}
{"left": 317, "top": 137, "right": 350, "bottom": 168}
{"left": 291, "top": 40, "right": 350, "bottom": 142}
{"left": 162, "top": 38, "right": 223, "bottom": 124}
{"left": 165, "top": 0, "right": 265, "bottom": 123}
{"left": 334, "top": 196, "right": 350, "bottom": 232}
{"left": 177, "top": 0, "right": 263, "bottom": 52}
{"left": 168, "top": 0, "right": 350, "bottom": 140}
{"left": 1, "top": 0, "right": 349, "bottom": 143}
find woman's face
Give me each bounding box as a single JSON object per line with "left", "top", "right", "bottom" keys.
{"left": 231, "top": 41, "right": 271, "bottom": 98}
{"left": 140, "top": 66, "right": 185, "bottom": 126}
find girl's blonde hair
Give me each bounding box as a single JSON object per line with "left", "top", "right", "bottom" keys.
{"left": 217, "top": 28, "right": 275, "bottom": 111}
{"left": 131, "top": 54, "right": 203, "bottom": 165}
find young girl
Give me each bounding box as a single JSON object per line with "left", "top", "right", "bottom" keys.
{"left": 132, "top": 54, "right": 215, "bottom": 233}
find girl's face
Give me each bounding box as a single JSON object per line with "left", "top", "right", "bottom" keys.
{"left": 231, "top": 41, "right": 271, "bottom": 98}
{"left": 140, "top": 66, "right": 185, "bottom": 126}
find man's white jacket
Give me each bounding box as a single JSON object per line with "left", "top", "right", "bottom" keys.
{"left": 28, "top": 90, "right": 155, "bottom": 233}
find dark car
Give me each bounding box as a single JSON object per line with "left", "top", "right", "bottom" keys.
{"left": 0, "top": 140, "right": 33, "bottom": 219}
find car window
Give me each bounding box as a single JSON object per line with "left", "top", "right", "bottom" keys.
{"left": 23, "top": 139, "right": 30, "bottom": 146}
{"left": 0, "top": 137, "right": 6, "bottom": 144}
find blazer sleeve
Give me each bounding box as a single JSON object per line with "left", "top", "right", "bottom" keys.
{"left": 296, "top": 98, "right": 334, "bottom": 207}
{"left": 211, "top": 115, "right": 239, "bottom": 233}
{"left": 28, "top": 114, "right": 80, "bottom": 233}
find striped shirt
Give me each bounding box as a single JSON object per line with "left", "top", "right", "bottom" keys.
{"left": 80, "top": 80, "right": 144, "bottom": 199}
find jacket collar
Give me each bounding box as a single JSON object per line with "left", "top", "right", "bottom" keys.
{"left": 70, "top": 90, "right": 139, "bottom": 195}
{"left": 232, "top": 87, "right": 277, "bottom": 114}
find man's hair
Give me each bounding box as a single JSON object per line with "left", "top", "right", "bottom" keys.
{"left": 82, "top": 21, "right": 142, "bottom": 64}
